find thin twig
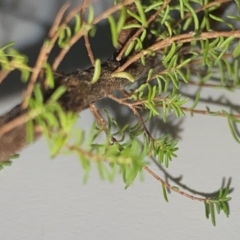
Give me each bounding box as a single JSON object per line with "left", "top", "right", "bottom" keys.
{"left": 143, "top": 165, "right": 207, "bottom": 202}
{"left": 81, "top": 0, "right": 95, "bottom": 65}
{"left": 84, "top": 34, "right": 95, "bottom": 66}
{"left": 49, "top": 2, "right": 71, "bottom": 38}
{"left": 89, "top": 104, "right": 107, "bottom": 131}
{"left": 67, "top": 144, "right": 108, "bottom": 162}
{"left": 89, "top": 103, "right": 120, "bottom": 145}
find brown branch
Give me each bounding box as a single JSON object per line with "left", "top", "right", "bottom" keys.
{"left": 181, "top": 107, "right": 240, "bottom": 119}
{"left": 108, "top": 93, "right": 154, "bottom": 142}
{"left": 84, "top": 34, "right": 95, "bottom": 66}
{"left": 0, "top": 105, "right": 41, "bottom": 161}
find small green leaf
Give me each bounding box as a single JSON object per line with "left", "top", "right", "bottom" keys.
{"left": 44, "top": 63, "right": 54, "bottom": 88}
{"left": 33, "top": 84, "right": 43, "bottom": 103}
{"left": 218, "top": 36, "right": 234, "bottom": 49}
{"left": 26, "top": 120, "right": 34, "bottom": 144}
{"left": 108, "top": 16, "right": 118, "bottom": 47}
{"left": 74, "top": 14, "right": 81, "bottom": 33}
{"left": 122, "top": 23, "right": 142, "bottom": 29}
{"left": 145, "top": 2, "right": 162, "bottom": 12}
{"left": 20, "top": 69, "right": 30, "bottom": 82}
{"left": 226, "top": 116, "right": 240, "bottom": 143}
{"left": 210, "top": 203, "right": 216, "bottom": 226}
{"left": 49, "top": 86, "right": 66, "bottom": 102}
{"left": 135, "top": 0, "right": 147, "bottom": 26}
{"left": 215, "top": 202, "right": 221, "bottom": 214}
{"left": 222, "top": 186, "right": 230, "bottom": 199}
{"left": 177, "top": 57, "right": 192, "bottom": 69}
{"left": 91, "top": 59, "right": 101, "bottom": 84}
{"left": 163, "top": 42, "right": 176, "bottom": 66}
{"left": 0, "top": 41, "right": 15, "bottom": 51}
{"left": 127, "top": 9, "right": 142, "bottom": 24}
{"left": 111, "top": 71, "right": 135, "bottom": 82}
{"left": 218, "top": 188, "right": 223, "bottom": 199}
{"left": 185, "top": 3, "right": 199, "bottom": 30}
{"left": 234, "top": 59, "right": 239, "bottom": 85}
{"left": 161, "top": 5, "right": 169, "bottom": 25}
{"left": 117, "top": 7, "right": 127, "bottom": 34}
{"left": 171, "top": 186, "right": 179, "bottom": 191}
{"left": 124, "top": 41, "right": 135, "bottom": 56}
{"left": 87, "top": 5, "right": 94, "bottom": 23}
{"left": 125, "top": 169, "right": 138, "bottom": 189}
{"left": 204, "top": 201, "right": 210, "bottom": 219}
{"left": 191, "top": 91, "right": 200, "bottom": 112}
{"left": 220, "top": 202, "right": 229, "bottom": 217}
{"left": 161, "top": 183, "right": 168, "bottom": 202}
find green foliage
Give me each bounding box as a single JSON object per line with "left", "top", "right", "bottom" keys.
{"left": 0, "top": 154, "right": 19, "bottom": 170}
{"left": 0, "top": 42, "right": 30, "bottom": 81}
{"left": 62, "top": 112, "right": 149, "bottom": 186}
{"left": 27, "top": 84, "right": 79, "bottom": 157}
{"left": 1, "top": 0, "right": 239, "bottom": 227}
{"left": 150, "top": 135, "right": 178, "bottom": 168}
{"left": 204, "top": 186, "right": 231, "bottom": 226}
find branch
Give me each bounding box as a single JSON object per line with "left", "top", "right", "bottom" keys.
{"left": 0, "top": 54, "right": 157, "bottom": 162}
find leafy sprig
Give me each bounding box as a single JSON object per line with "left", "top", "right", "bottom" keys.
{"left": 205, "top": 186, "right": 231, "bottom": 226}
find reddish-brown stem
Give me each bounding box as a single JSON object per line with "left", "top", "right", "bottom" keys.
{"left": 143, "top": 165, "right": 207, "bottom": 202}
{"left": 107, "top": 95, "right": 240, "bottom": 120}
{"left": 181, "top": 107, "right": 240, "bottom": 118}
{"left": 89, "top": 104, "right": 107, "bottom": 131}
{"left": 84, "top": 34, "right": 95, "bottom": 66}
